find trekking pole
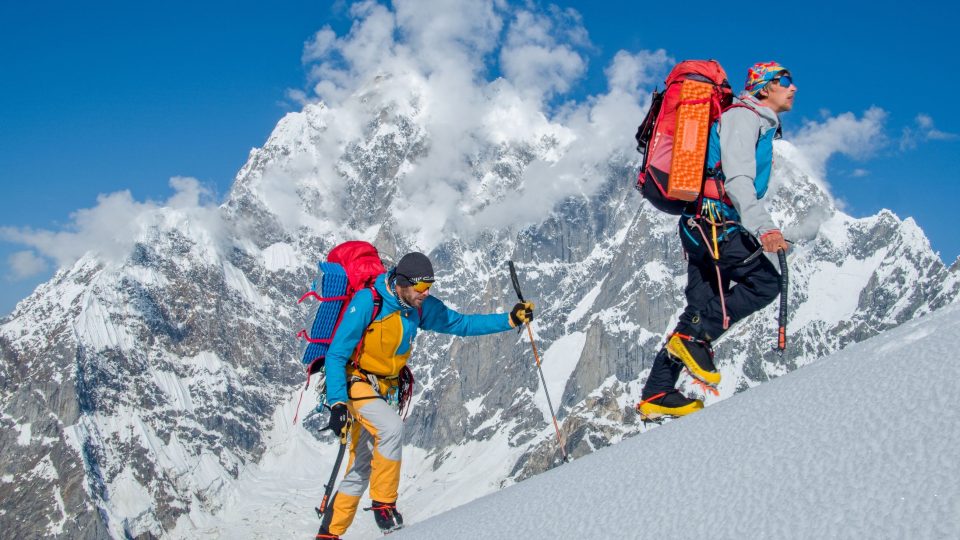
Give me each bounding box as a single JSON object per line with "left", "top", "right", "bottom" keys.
{"left": 507, "top": 261, "right": 569, "bottom": 463}
{"left": 315, "top": 410, "right": 352, "bottom": 520}
{"left": 776, "top": 249, "right": 789, "bottom": 357}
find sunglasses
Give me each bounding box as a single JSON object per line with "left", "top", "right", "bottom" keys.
{"left": 411, "top": 281, "right": 433, "bottom": 293}
{"left": 396, "top": 273, "right": 434, "bottom": 292}
{"left": 772, "top": 74, "right": 793, "bottom": 88}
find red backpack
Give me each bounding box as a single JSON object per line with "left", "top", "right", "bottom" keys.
{"left": 635, "top": 60, "right": 734, "bottom": 214}
{"left": 293, "top": 241, "right": 385, "bottom": 422}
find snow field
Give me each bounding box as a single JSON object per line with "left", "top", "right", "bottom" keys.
{"left": 390, "top": 302, "right": 960, "bottom": 539}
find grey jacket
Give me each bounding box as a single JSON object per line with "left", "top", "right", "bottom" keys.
{"left": 719, "top": 94, "right": 780, "bottom": 236}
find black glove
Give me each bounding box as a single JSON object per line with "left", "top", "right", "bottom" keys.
{"left": 509, "top": 301, "right": 534, "bottom": 327}
{"left": 327, "top": 403, "right": 351, "bottom": 436}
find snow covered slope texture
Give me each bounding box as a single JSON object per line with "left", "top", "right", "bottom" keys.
{"left": 393, "top": 301, "right": 960, "bottom": 539}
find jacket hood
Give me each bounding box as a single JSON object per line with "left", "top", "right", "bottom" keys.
{"left": 374, "top": 272, "right": 413, "bottom": 314}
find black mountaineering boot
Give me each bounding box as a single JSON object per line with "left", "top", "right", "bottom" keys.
{"left": 666, "top": 333, "right": 720, "bottom": 386}
{"left": 370, "top": 500, "right": 404, "bottom": 534}
{"left": 637, "top": 390, "right": 704, "bottom": 420}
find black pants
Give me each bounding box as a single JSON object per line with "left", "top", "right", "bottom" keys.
{"left": 643, "top": 219, "right": 781, "bottom": 396}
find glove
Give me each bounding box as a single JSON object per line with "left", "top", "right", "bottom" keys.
{"left": 327, "top": 403, "right": 351, "bottom": 436}
{"left": 509, "top": 301, "right": 535, "bottom": 327}
{"left": 760, "top": 230, "right": 789, "bottom": 253}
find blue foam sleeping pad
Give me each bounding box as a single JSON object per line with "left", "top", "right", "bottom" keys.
{"left": 301, "top": 262, "right": 349, "bottom": 366}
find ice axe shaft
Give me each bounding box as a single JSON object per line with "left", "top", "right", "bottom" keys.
{"left": 316, "top": 416, "right": 351, "bottom": 519}
{"left": 508, "top": 261, "right": 569, "bottom": 463}
{"left": 509, "top": 261, "right": 525, "bottom": 334}
{"left": 776, "top": 249, "right": 788, "bottom": 354}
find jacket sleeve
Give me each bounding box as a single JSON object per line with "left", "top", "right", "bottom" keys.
{"left": 324, "top": 289, "right": 375, "bottom": 406}
{"left": 720, "top": 108, "right": 778, "bottom": 236}
{"left": 418, "top": 296, "right": 513, "bottom": 336}
{"left": 725, "top": 177, "right": 778, "bottom": 236}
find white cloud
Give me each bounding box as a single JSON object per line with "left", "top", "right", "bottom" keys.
{"left": 7, "top": 251, "right": 48, "bottom": 280}
{"left": 303, "top": 1, "right": 399, "bottom": 105}
{"left": 499, "top": 8, "right": 589, "bottom": 103}
{"left": 394, "top": 0, "right": 503, "bottom": 72}
{"left": 2, "top": 190, "right": 155, "bottom": 268}
{"left": 851, "top": 168, "right": 869, "bottom": 177}
{"left": 605, "top": 49, "right": 672, "bottom": 95}
{"left": 167, "top": 176, "right": 216, "bottom": 209}
{"left": 284, "top": 88, "right": 310, "bottom": 108}
{"left": 914, "top": 113, "right": 957, "bottom": 140}
{"left": 302, "top": 27, "right": 338, "bottom": 63}
{"left": 288, "top": 0, "right": 659, "bottom": 248}
{"left": 1, "top": 177, "right": 223, "bottom": 272}
{"left": 900, "top": 113, "right": 957, "bottom": 150}
{"left": 791, "top": 107, "right": 888, "bottom": 178}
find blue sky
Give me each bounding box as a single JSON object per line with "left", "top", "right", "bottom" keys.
{"left": 1, "top": 0, "right": 956, "bottom": 315}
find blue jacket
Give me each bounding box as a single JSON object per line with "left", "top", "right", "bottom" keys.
{"left": 325, "top": 273, "right": 513, "bottom": 406}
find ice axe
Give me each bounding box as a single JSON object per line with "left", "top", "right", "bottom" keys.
{"left": 508, "top": 261, "right": 569, "bottom": 463}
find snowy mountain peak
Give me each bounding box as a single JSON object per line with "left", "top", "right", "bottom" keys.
{"left": 3, "top": 54, "right": 959, "bottom": 540}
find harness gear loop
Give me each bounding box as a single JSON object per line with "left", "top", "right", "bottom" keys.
{"left": 686, "top": 216, "right": 731, "bottom": 330}
{"left": 345, "top": 368, "right": 415, "bottom": 419}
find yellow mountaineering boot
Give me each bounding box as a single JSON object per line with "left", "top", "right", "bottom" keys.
{"left": 666, "top": 333, "right": 720, "bottom": 386}
{"left": 636, "top": 390, "right": 703, "bottom": 420}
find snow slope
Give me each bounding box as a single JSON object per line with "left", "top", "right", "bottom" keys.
{"left": 388, "top": 302, "right": 960, "bottom": 539}
{"left": 174, "top": 297, "right": 960, "bottom": 539}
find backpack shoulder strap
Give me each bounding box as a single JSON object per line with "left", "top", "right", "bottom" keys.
{"left": 351, "top": 286, "right": 383, "bottom": 369}
{"left": 721, "top": 102, "right": 762, "bottom": 122}
{"left": 720, "top": 103, "right": 768, "bottom": 145}
{"left": 371, "top": 288, "right": 383, "bottom": 322}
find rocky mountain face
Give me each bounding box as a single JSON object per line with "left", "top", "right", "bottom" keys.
{"left": 2, "top": 77, "right": 958, "bottom": 539}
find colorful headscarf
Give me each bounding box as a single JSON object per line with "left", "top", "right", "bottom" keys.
{"left": 745, "top": 61, "right": 788, "bottom": 96}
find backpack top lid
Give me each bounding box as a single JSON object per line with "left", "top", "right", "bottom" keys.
{"left": 326, "top": 241, "right": 386, "bottom": 293}
{"left": 664, "top": 60, "right": 732, "bottom": 89}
